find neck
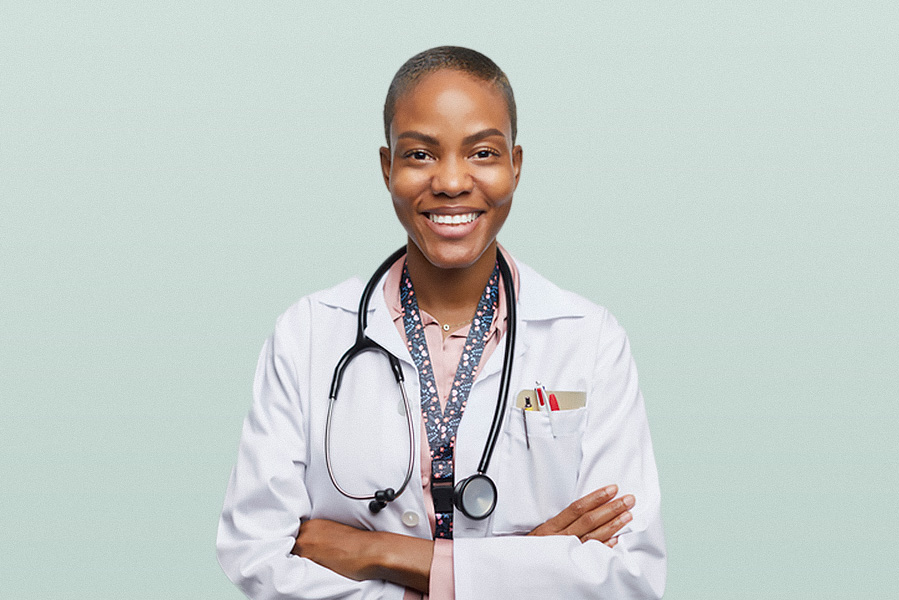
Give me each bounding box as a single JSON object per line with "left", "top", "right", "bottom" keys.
{"left": 405, "top": 241, "right": 498, "bottom": 324}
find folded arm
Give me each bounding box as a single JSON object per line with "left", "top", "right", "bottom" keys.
{"left": 292, "top": 484, "right": 633, "bottom": 593}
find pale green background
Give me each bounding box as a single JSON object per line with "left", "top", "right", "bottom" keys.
{"left": 2, "top": 2, "right": 897, "bottom": 598}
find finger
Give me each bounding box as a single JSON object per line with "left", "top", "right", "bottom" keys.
{"left": 531, "top": 485, "right": 618, "bottom": 535}
{"left": 579, "top": 508, "right": 632, "bottom": 544}
{"left": 605, "top": 536, "right": 619, "bottom": 548}
{"left": 567, "top": 494, "right": 634, "bottom": 540}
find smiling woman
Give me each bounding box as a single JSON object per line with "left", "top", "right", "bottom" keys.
{"left": 216, "top": 46, "right": 666, "bottom": 600}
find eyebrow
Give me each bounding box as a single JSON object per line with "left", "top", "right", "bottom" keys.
{"left": 395, "top": 128, "right": 507, "bottom": 147}
{"left": 462, "top": 128, "right": 506, "bottom": 146}
{"left": 396, "top": 131, "right": 439, "bottom": 145}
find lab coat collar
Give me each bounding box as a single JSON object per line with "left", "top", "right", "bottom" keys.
{"left": 514, "top": 260, "right": 589, "bottom": 322}
{"left": 314, "top": 252, "right": 589, "bottom": 368}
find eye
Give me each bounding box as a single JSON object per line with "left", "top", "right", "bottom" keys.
{"left": 472, "top": 149, "right": 499, "bottom": 159}
{"left": 403, "top": 150, "right": 433, "bottom": 161}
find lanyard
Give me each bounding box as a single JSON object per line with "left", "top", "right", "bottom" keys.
{"left": 400, "top": 260, "right": 499, "bottom": 538}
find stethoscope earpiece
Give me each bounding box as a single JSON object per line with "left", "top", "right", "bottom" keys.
{"left": 368, "top": 488, "right": 397, "bottom": 514}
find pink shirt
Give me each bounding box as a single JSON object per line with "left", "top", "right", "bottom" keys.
{"left": 385, "top": 250, "right": 519, "bottom": 600}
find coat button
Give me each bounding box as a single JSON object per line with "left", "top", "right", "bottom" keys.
{"left": 401, "top": 510, "right": 420, "bottom": 527}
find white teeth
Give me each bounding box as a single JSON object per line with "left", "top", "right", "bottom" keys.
{"left": 429, "top": 212, "right": 479, "bottom": 225}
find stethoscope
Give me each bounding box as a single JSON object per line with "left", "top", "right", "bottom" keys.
{"left": 325, "top": 246, "right": 516, "bottom": 521}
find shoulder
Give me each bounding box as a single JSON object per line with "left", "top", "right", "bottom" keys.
{"left": 515, "top": 258, "right": 608, "bottom": 322}
{"left": 271, "top": 276, "right": 364, "bottom": 335}
{"left": 513, "top": 257, "right": 632, "bottom": 355}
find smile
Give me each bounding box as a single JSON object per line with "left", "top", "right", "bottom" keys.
{"left": 427, "top": 212, "right": 481, "bottom": 225}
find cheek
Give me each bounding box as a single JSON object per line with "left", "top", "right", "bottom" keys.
{"left": 492, "top": 200, "right": 513, "bottom": 231}
{"left": 390, "top": 195, "right": 413, "bottom": 224}
{"left": 479, "top": 170, "right": 517, "bottom": 204}
{"left": 390, "top": 167, "right": 428, "bottom": 194}
{"left": 390, "top": 190, "right": 421, "bottom": 235}
{"left": 389, "top": 177, "right": 417, "bottom": 210}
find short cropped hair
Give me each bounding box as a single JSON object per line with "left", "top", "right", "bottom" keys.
{"left": 384, "top": 46, "right": 517, "bottom": 146}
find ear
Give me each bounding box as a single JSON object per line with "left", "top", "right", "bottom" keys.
{"left": 379, "top": 146, "right": 392, "bottom": 189}
{"left": 512, "top": 145, "right": 523, "bottom": 188}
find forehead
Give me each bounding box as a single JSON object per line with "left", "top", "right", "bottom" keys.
{"left": 391, "top": 70, "right": 511, "bottom": 140}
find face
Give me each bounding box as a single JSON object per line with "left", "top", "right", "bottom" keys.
{"left": 380, "top": 69, "right": 522, "bottom": 271}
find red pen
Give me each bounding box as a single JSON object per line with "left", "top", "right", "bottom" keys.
{"left": 548, "top": 393, "right": 560, "bottom": 411}
{"left": 534, "top": 383, "right": 549, "bottom": 411}
{"left": 534, "top": 382, "right": 558, "bottom": 437}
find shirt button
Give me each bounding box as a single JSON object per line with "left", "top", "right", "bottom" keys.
{"left": 402, "top": 510, "right": 420, "bottom": 527}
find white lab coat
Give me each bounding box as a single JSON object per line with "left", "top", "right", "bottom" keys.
{"left": 217, "top": 256, "right": 666, "bottom": 600}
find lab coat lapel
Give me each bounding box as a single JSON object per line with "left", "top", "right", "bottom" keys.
{"left": 476, "top": 259, "right": 583, "bottom": 381}
{"left": 476, "top": 313, "right": 528, "bottom": 382}
{"left": 362, "top": 273, "right": 414, "bottom": 367}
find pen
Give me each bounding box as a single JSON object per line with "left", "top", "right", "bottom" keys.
{"left": 522, "top": 396, "right": 531, "bottom": 449}
{"left": 534, "top": 382, "right": 557, "bottom": 437}
{"left": 548, "top": 392, "right": 560, "bottom": 412}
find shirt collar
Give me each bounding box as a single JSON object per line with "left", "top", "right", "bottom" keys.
{"left": 382, "top": 245, "right": 520, "bottom": 339}
{"left": 315, "top": 247, "right": 589, "bottom": 323}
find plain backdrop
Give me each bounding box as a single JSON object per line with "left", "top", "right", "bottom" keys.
{"left": 2, "top": 2, "right": 897, "bottom": 598}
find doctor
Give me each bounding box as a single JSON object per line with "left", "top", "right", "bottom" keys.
{"left": 217, "top": 47, "right": 666, "bottom": 599}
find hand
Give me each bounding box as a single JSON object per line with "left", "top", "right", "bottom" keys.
{"left": 528, "top": 484, "right": 634, "bottom": 547}
{"left": 292, "top": 519, "right": 433, "bottom": 592}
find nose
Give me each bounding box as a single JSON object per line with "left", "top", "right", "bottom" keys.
{"left": 431, "top": 156, "right": 473, "bottom": 197}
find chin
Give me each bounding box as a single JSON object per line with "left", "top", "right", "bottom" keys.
{"left": 417, "top": 240, "right": 493, "bottom": 271}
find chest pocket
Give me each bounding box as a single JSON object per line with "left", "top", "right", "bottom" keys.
{"left": 489, "top": 407, "right": 587, "bottom": 535}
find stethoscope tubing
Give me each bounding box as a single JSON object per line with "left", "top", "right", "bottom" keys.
{"left": 325, "top": 246, "right": 415, "bottom": 502}
{"left": 325, "top": 367, "right": 415, "bottom": 501}
{"left": 475, "top": 250, "right": 515, "bottom": 476}
{"left": 324, "top": 245, "right": 514, "bottom": 509}
{"left": 328, "top": 245, "right": 408, "bottom": 400}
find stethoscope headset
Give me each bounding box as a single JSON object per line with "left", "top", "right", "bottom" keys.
{"left": 325, "top": 245, "right": 516, "bottom": 521}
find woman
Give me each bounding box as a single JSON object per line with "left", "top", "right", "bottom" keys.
{"left": 217, "top": 47, "right": 666, "bottom": 599}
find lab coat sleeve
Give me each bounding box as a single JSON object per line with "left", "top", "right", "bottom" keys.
{"left": 453, "top": 309, "right": 666, "bottom": 599}
{"left": 216, "top": 300, "right": 405, "bottom": 600}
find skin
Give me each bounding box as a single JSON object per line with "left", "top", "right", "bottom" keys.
{"left": 292, "top": 69, "right": 634, "bottom": 593}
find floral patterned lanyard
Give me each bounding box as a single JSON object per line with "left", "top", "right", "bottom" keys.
{"left": 400, "top": 260, "right": 500, "bottom": 539}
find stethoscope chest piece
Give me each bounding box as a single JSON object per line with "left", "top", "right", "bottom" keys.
{"left": 454, "top": 473, "right": 498, "bottom": 520}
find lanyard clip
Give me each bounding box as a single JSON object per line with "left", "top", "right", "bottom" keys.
{"left": 431, "top": 478, "right": 455, "bottom": 514}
